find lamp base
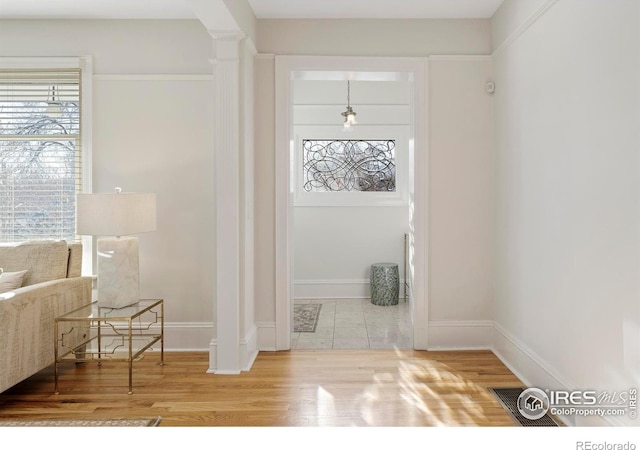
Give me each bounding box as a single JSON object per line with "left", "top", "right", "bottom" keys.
{"left": 96, "top": 237, "right": 140, "bottom": 309}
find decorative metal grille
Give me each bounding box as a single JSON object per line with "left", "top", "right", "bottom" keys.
{"left": 303, "top": 139, "right": 396, "bottom": 192}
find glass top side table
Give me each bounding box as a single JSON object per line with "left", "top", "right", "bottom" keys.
{"left": 54, "top": 299, "right": 164, "bottom": 394}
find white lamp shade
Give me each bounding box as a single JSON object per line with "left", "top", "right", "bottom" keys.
{"left": 77, "top": 192, "right": 156, "bottom": 237}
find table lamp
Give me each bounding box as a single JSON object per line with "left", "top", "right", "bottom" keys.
{"left": 77, "top": 187, "right": 156, "bottom": 308}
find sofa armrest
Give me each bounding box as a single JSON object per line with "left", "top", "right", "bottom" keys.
{"left": 0, "top": 276, "right": 92, "bottom": 393}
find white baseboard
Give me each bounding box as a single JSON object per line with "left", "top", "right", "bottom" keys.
{"left": 492, "top": 322, "right": 579, "bottom": 426}
{"left": 207, "top": 339, "right": 217, "bottom": 374}
{"left": 294, "top": 278, "right": 409, "bottom": 299}
{"left": 143, "top": 322, "right": 257, "bottom": 373}
{"left": 427, "top": 320, "right": 494, "bottom": 350}
{"left": 294, "top": 279, "right": 370, "bottom": 299}
{"left": 256, "top": 318, "right": 493, "bottom": 351}
{"left": 491, "top": 323, "right": 637, "bottom": 427}
{"left": 161, "top": 322, "right": 213, "bottom": 351}
{"left": 205, "top": 326, "right": 258, "bottom": 374}
{"left": 492, "top": 322, "right": 573, "bottom": 390}
{"left": 256, "top": 321, "right": 277, "bottom": 351}
{"left": 240, "top": 324, "right": 259, "bottom": 371}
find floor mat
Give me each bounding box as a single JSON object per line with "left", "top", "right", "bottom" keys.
{"left": 293, "top": 303, "right": 322, "bottom": 332}
{"left": 0, "top": 416, "right": 162, "bottom": 427}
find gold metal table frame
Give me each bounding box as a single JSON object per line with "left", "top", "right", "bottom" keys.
{"left": 54, "top": 299, "right": 164, "bottom": 394}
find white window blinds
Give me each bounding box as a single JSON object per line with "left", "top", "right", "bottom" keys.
{"left": 0, "top": 68, "right": 81, "bottom": 242}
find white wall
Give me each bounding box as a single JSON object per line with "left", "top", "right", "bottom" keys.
{"left": 0, "top": 19, "right": 216, "bottom": 350}
{"left": 0, "top": 20, "right": 212, "bottom": 74}
{"left": 292, "top": 79, "right": 410, "bottom": 299}
{"left": 257, "top": 19, "right": 491, "bottom": 56}
{"left": 426, "top": 56, "right": 495, "bottom": 348}
{"left": 254, "top": 20, "right": 495, "bottom": 350}
{"left": 428, "top": 57, "right": 494, "bottom": 325}
{"left": 294, "top": 207, "right": 409, "bottom": 298}
{"left": 0, "top": 13, "right": 496, "bottom": 355}
{"left": 490, "top": 0, "right": 551, "bottom": 52}
{"left": 492, "top": 0, "right": 640, "bottom": 425}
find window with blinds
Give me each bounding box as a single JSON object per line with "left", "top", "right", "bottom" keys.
{"left": 0, "top": 69, "right": 81, "bottom": 242}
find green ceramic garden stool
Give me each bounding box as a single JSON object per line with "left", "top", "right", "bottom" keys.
{"left": 370, "top": 262, "right": 399, "bottom": 306}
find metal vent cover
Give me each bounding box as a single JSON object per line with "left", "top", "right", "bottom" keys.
{"left": 489, "top": 387, "right": 561, "bottom": 427}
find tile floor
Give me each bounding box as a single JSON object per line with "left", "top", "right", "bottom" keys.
{"left": 292, "top": 298, "right": 412, "bottom": 350}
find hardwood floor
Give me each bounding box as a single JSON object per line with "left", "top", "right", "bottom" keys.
{"left": 0, "top": 350, "right": 524, "bottom": 427}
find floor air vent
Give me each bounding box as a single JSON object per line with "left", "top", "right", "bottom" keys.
{"left": 489, "top": 387, "right": 561, "bottom": 427}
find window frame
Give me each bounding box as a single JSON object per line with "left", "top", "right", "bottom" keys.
{"left": 0, "top": 57, "right": 93, "bottom": 273}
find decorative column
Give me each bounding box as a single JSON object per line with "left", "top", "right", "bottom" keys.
{"left": 211, "top": 31, "right": 244, "bottom": 374}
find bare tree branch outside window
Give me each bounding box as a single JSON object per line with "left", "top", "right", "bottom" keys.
{"left": 0, "top": 73, "right": 80, "bottom": 242}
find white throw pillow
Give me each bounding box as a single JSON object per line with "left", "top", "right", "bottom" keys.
{"left": 0, "top": 270, "right": 28, "bottom": 294}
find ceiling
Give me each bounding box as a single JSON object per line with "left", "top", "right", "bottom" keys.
{"left": 248, "top": 0, "right": 504, "bottom": 19}
{"left": 0, "top": 0, "right": 196, "bottom": 19}
{"left": 0, "top": 0, "right": 504, "bottom": 20}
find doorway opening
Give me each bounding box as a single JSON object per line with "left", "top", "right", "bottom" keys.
{"left": 290, "top": 72, "right": 413, "bottom": 349}
{"left": 274, "top": 56, "right": 428, "bottom": 351}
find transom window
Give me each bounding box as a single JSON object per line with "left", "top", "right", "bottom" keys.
{"left": 0, "top": 68, "right": 81, "bottom": 242}
{"left": 302, "top": 139, "right": 396, "bottom": 192}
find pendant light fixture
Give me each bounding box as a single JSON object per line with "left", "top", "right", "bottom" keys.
{"left": 341, "top": 80, "right": 357, "bottom": 128}
{"left": 45, "top": 85, "right": 62, "bottom": 119}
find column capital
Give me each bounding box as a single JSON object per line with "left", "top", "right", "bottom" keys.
{"left": 209, "top": 30, "right": 245, "bottom": 63}
{"left": 208, "top": 30, "right": 245, "bottom": 42}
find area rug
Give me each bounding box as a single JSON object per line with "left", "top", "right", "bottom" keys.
{"left": 0, "top": 416, "right": 162, "bottom": 427}
{"left": 294, "top": 303, "right": 322, "bottom": 332}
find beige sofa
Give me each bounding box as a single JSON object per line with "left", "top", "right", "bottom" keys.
{"left": 0, "top": 240, "right": 92, "bottom": 393}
